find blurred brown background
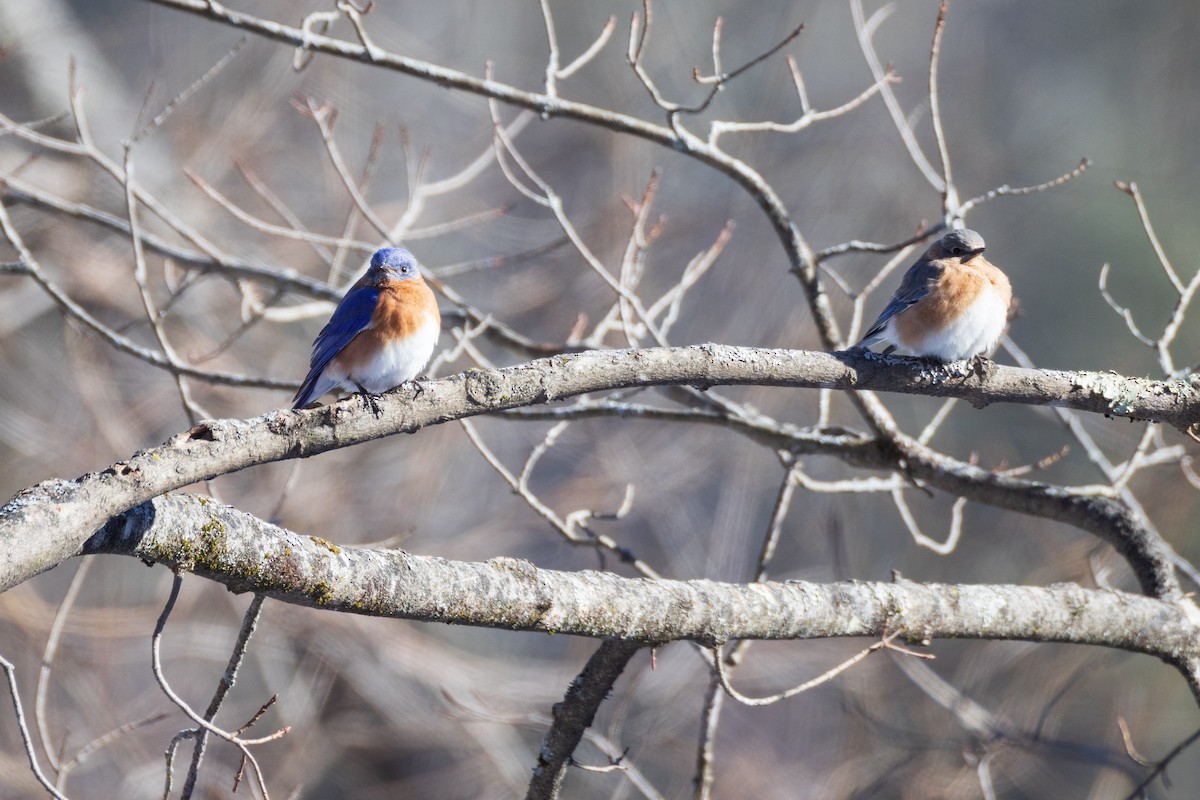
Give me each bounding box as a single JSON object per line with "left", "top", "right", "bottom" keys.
{"left": 1, "top": 1, "right": 1199, "bottom": 797}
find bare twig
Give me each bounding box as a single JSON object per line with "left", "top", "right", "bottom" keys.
{"left": 708, "top": 65, "right": 895, "bottom": 146}
{"left": 234, "top": 160, "right": 334, "bottom": 265}
{"left": 152, "top": 575, "right": 280, "bottom": 800}
{"left": 0, "top": 197, "right": 294, "bottom": 390}
{"left": 527, "top": 638, "right": 644, "bottom": 799}
{"left": 180, "top": 595, "right": 268, "bottom": 799}
{"left": 928, "top": 1, "right": 957, "bottom": 214}
{"left": 57, "top": 712, "right": 169, "bottom": 791}
{"left": 560, "top": 17, "right": 618, "bottom": 79}
{"left": 1097, "top": 264, "right": 1155, "bottom": 346}
{"left": 713, "top": 634, "right": 908, "bottom": 706}
{"left": 539, "top": 2, "right": 616, "bottom": 96}
{"left": 629, "top": 2, "right": 803, "bottom": 117}
{"left": 1115, "top": 180, "right": 1183, "bottom": 294}
{"left": 459, "top": 418, "right": 659, "bottom": 577}
{"left": 814, "top": 228, "right": 936, "bottom": 265}
{"left": 184, "top": 168, "right": 376, "bottom": 253}
{"left": 958, "top": 158, "right": 1091, "bottom": 216}
{"left": 849, "top": 0, "right": 944, "bottom": 191}
{"left": 1112, "top": 180, "right": 1200, "bottom": 377}
{"left": 1, "top": 653, "right": 69, "bottom": 800}
{"left": 891, "top": 489, "right": 967, "bottom": 555}
{"left": 35, "top": 559, "right": 94, "bottom": 773}
{"left": 751, "top": 462, "right": 800, "bottom": 584}
{"left": 295, "top": 96, "right": 391, "bottom": 240}
{"left": 123, "top": 151, "right": 209, "bottom": 422}
{"left": 692, "top": 674, "right": 723, "bottom": 800}
{"left": 131, "top": 36, "right": 248, "bottom": 143}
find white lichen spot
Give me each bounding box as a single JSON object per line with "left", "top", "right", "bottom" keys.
{"left": 1078, "top": 372, "right": 1139, "bottom": 416}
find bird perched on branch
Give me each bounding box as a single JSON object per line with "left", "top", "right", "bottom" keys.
{"left": 851, "top": 228, "right": 1012, "bottom": 362}
{"left": 293, "top": 247, "right": 440, "bottom": 410}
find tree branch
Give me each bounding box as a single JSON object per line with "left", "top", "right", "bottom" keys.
{"left": 1, "top": 345, "right": 1195, "bottom": 594}
{"left": 78, "top": 494, "right": 1200, "bottom": 699}
{"left": 527, "top": 638, "right": 643, "bottom": 799}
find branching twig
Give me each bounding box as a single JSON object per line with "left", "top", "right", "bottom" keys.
{"left": 0, "top": 197, "right": 294, "bottom": 390}
{"left": 539, "top": 1, "right": 615, "bottom": 97}
{"left": 707, "top": 63, "right": 895, "bottom": 146}
{"left": 459, "top": 418, "right": 658, "bottom": 577}
{"left": 713, "top": 634, "right": 911, "bottom": 707}
{"left": 849, "top": 0, "right": 944, "bottom": 191}
{"left": 180, "top": 595, "right": 268, "bottom": 799}
{"left": 526, "top": 638, "right": 644, "bottom": 799}
{"left": 152, "top": 576, "right": 283, "bottom": 800}
{"left": 1111, "top": 180, "right": 1200, "bottom": 377}
{"left": 1122, "top": 724, "right": 1200, "bottom": 800}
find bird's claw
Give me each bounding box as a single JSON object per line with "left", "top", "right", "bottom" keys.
{"left": 358, "top": 391, "right": 384, "bottom": 418}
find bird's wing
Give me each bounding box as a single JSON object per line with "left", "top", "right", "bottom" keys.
{"left": 293, "top": 285, "right": 380, "bottom": 407}
{"left": 853, "top": 259, "right": 945, "bottom": 349}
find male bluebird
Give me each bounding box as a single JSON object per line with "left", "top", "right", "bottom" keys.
{"left": 293, "top": 247, "right": 441, "bottom": 409}
{"left": 851, "top": 229, "right": 1012, "bottom": 362}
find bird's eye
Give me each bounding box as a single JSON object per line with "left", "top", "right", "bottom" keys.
{"left": 951, "top": 246, "right": 964, "bottom": 255}
{"left": 401, "top": 265, "right": 410, "bottom": 274}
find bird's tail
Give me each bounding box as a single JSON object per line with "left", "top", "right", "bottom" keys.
{"left": 849, "top": 331, "right": 896, "bottom": 355}
{"left": 292, "top": 373, "right": 335, "bottom": 409}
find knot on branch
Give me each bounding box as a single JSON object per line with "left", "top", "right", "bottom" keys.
{"left": 464, "top": 369, "right": 510, "bottom": 407}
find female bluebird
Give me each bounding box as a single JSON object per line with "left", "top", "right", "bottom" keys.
{"left": 852, "top": 229, "right": 1012, "bottom": 362}
{"left": 293, "top": 247, "right": 441, "bottom": 409}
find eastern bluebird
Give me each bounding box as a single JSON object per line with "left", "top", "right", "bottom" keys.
{"left": 851, "top": 229, "right": 1012, "bottom": 362}
{"left": 293, "top": 247, "right": 441, "bottom": 409}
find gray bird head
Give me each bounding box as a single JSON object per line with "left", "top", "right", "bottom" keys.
{"left": 367, "top": 247, "right": 422, "bottom": 283}
{"left": 933, "top": 229, "right": 986, "bottom": 261}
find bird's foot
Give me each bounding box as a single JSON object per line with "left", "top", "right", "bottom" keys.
{"left": 362, "top": 393, "right": 385, "bottom": 418}
{"left": 354, "top": 384, "right": 385, "bottom": 418}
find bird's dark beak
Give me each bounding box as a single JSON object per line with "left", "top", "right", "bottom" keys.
{"left": 968, "top": 247, "right": 985, "bottom": 259}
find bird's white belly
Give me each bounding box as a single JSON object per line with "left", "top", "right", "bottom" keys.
{"left": 326, "top": 319, "right": 440, "bottom": 393}
{"left": 891, "top": 287, "right": 1008, "bottom": 361}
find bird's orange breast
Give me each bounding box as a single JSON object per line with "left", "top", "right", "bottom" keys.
{"left": 894, "top": 257, "right": 1010, "bottom": 347}
{"left": 334, "top": 280, "right": 440, "bottom": 373}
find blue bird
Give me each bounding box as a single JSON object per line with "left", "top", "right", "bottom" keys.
{"left": 293, "top": 247, "right": 440, "bottom": 409}
{"left": 852, "top": 229, "right": 1012, "bottom": 361}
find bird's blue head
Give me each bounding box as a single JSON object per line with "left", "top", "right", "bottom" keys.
{"left": 936, "top": 229, "right": 986, "bottom": 261}
{"left": 366, "top": 247, "right": 422, "bottom": 283}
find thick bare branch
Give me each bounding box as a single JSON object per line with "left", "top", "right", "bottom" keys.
{"left": 527, "top": 638, "right": 643, "bottom": 800}
{"left": 77, "top": 494, "right": 1200, "bottom": 697}
{"left": 1, "top": 345, "right": 1195, "bottom": 595}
